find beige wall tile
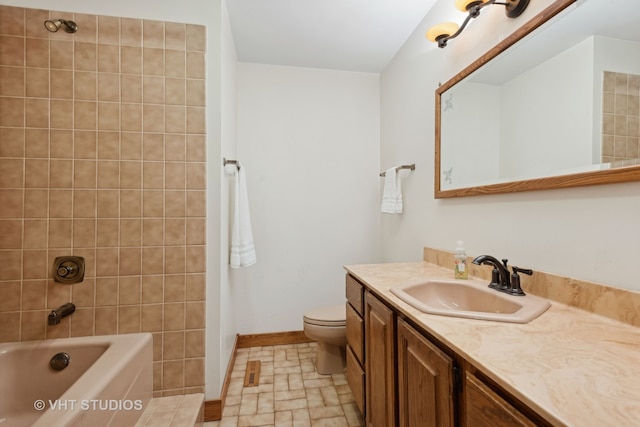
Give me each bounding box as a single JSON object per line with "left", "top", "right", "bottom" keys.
{"left": 165, "top": 218, "right": 185, "bottom": 246}
{"left": 142, "top": 275, "right": 164, "bottom": 304}
{"left": 142, "top": 246, "right": 163, "bottom": 274}
{"left": 0, "top": 159, "right": 24, "bottom": 187}
{"left": 163, "top": 330, "right": 185, "bottom": 360}
{"left": 98, "top": 15, "right": 120, "bottom": 45}
{"left": 186, "top": 52, "right": 204, "bottom": 79}
{"left": 0, "top": 66, "right": 25, "bottom": 96}
{"left": 120, "top": 189, "right": 142, "bottom": 217}
{"left": 143, "top": 191, "right": 164, "bottom": 218}
{"left": 0, "top": 6, "right": 25, "bottom": 36}
{"left": 164, "top": 274, "right": 185, "bottom": 302}
{"left": 118, "top": 304, "right": 141, "bottom": 333}
{"left": 185, "top": 330, "right": 204, "bottom": 357}
{"left": 48, "top": 189, "right": 72, "bottom": 218}
{"left": 97, "top": 218, "right": 118, "bottom": 247}
{"left": 143, "top": 218, "right": 164, "bottom": 245}
{"left": 2, "top": 6, "right": 206, "bottom": 391}
{"left": 25, "top": 158, "right": 49, "bottom": 188}
{"left": 0, "top": 97, "right": 24, "bottom": 127}
{"left": 25, "top": 129, "right": 49, "bottom": 159}
{"left": 22, "top": 280, "right": 47, "bottom": 309}
{"left": 22, "top": 249, "right": 49, "bottom": 280}
{"left": 98, "top": 44, "right": 119, "bottom": 73}
{"left": 96, "top": 248, "right": 119, "bottom": 276}
{"left": 26, "top": 67, "right": 49, "bottom": 97}
{"left": 121, "top": 46, "right": 142, "bottom": 74}
{"left": 165, "top": 50, "right": 185, "bottom": 78}
{"left": 21, "top": 310, "right": 46, "bottom": 341}
{"left": 0, "top": 281, "right": 21, "bottom": 311}
{"left": 26, "top": 38, "right": 49, "bottom": 68}
{"left": 165, "top": 135, "right": 185, "bottom": 161}
{"left": 121, "top": 132, "right": 142, "bottom": 160}
{"left": 50, "top": 40, "right": 73, "bottom": 70}
{"left": 0, "top": 189, "right": 23, "bottom": 218}
{"left": 185, "top": 358, "right": 204, "bottom": 386}
{"left": 24, "top": 189, "right": 48, "bottom": 218}
{"left": 70, "top": 307, "right": 95, "bottom": 337}
{"left": 0, "top": 127, "right": 25, "bottom": 157}
{"left": 143, "top": 133, "right": 165, "bottom": 160}
{"left": 0, "top": 35, "right": 25, "bottom": 67}
{"left": 121, "top": 18, "right": 142, "bottom": 47}
{"left": 0, "top": 251, "right": 21, "bottom": 280}
{"left": 143, "top": 20, "right": 164, "bottom": 48}
{"left": 165, "top": 22, "right": 185, "bottom": 51}
{"left": 185, "top": 25, "right": 205, "bottom": 52}
{"left": 143, "top": 47, "right": 165, "bottom": 76}
{"left": 185, "top": 274, "right": 205, "bottom": 302}
{"left": 142, "top": 303, "right": 163, "bottom": 332}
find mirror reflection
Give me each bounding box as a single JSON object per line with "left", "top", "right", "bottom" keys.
{"left": 437, "top": 0, "right": 640, "bottom": 194}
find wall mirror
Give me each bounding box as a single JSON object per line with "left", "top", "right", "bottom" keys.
{"left": 435, "top": 0, "right": 640, "bottom": 198}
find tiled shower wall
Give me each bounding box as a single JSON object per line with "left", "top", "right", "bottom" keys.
{"left": 602, "top": 71, "right": 640, "bottom": 165}
{"left": 0, "top": 6, "right": 206, "bottom": 396}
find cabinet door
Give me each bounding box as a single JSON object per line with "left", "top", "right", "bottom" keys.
{"left": 397, "top": 318, "right": 455, "bottom": 427}
{"left": 465, "top": 372, "right": 537, "bottom": 427}
{"left": 365, "top": 291, "right": 396, "bottom": 427}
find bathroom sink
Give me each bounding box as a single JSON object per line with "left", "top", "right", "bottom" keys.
{"left": 390, "top": 279, "right": 550, "bottom": 323}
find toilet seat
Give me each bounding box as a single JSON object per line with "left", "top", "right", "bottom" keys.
{"left": 303, "top": 304, "right": 345, "bottom": 327}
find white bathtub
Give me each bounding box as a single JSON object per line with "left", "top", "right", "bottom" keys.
{"left": 0, "top": 333, "right": 153, "bottom": 427}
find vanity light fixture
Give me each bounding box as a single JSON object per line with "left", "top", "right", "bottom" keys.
{"left": 426, "top": 0, "right": 529, "bottom": 48}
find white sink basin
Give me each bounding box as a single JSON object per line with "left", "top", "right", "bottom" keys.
{"left": 390, "top": 279, "right": 550, "bottom": 323}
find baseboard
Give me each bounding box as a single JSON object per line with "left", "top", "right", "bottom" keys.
{"left": 203, "top": 399, "right": 221, "bottom": 422}
{"left": 202, "top": 330, "right": 312, "bottom": 421}
{"left": 237, "top": 330, "right": 312, "bottom": 348}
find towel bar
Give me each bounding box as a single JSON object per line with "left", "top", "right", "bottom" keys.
{"left": 380, "top": 164, "right": 415, "bottom": 177}
{"left": 223, "top": 158, "right": 240, "bottom": 170}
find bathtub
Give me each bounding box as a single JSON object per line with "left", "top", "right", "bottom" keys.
{"left": 0, "top": 333, "right": 152, "bottom": 427}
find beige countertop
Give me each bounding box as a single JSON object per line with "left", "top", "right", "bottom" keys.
{"left": 344, "top": 262, "right": 640, "bottom": 427}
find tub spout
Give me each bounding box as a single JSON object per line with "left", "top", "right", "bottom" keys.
{"left": 48, "top": 303, "right": 76, "bottom": 325}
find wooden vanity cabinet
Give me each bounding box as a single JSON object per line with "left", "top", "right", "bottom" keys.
{"left": 345, "top": 273, "right": 550, "bottom": 427}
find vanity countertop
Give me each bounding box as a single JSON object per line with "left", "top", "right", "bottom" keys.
{"left": 344, "top": 262, "right": 640, "bottom": 427}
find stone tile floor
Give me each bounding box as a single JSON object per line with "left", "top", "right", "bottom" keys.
{"left": 204, "top": 342, "right": 364, "bottom": 427}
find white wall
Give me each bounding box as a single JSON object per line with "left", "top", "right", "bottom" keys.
{"left": 381, "top": 0, "right": 640, "bottom": 291}
{"left": 0, "top": 0, "right": 232, "bottom": 398}
{"left": 233, "top": 63, "right": 381, "bottom": 333}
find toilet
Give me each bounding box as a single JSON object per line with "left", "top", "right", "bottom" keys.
{"left": 303, "top": 304, "right": 347, "bottom": 375}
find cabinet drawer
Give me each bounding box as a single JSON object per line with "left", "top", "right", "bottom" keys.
{"left": 346, "top": 345, "right": 365, "bottom": 417}
{"left": 346, "top": 302, "right": 363, "bottom": 362}
{"left": 465, "top": 372, "right": 537, "bottom": 427}
{"left": 346, "top": 274, "right": 363, "bottom": 315}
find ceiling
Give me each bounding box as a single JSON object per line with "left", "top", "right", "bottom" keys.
{"left": 225, "top": 0, "right": 438, "bottom": 73}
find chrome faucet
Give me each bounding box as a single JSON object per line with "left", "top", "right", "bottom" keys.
{"left": 48, "top": 303, "right": 76, "bottom": 325}
{"left": 472, "top": 255, "right": 533, "bottom": 296}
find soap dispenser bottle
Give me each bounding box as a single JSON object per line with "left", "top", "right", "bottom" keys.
{"left": 454, "top": 241, "right": 468, "bottom": 279}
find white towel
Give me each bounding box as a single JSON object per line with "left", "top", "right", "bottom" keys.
{"left": 230, "top": 166, "right": 257, "bottom": 268}
{"left": 381, "top": 167, "right": 403, "bottom": 214}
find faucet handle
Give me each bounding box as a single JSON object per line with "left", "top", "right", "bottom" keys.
{"left": 512, "top": 266, "right": 533, "bottom": 275}
{"left": 509, "top": 266, "right": 533, "bottom": 296}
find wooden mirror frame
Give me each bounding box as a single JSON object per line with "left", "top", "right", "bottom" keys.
{"left": 434, "top": 0, "right": 640, "bottom": 198}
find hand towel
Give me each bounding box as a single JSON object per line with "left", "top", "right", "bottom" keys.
{"left": 381, "top": 167, "right": 403, "bottom": 214}
{"left": 230, "top": 166, "right": 257, "bottom": 268}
